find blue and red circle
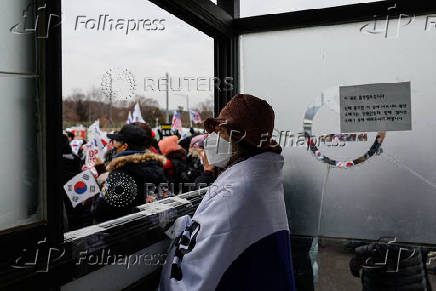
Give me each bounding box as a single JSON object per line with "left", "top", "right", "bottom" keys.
{"left": 74, "top": 181, "right": 87, "bottom": 194}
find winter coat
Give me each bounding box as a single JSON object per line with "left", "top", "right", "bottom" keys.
{"left": 159, "top": 151, "right": 296, "bottom": 291}
{"left": 94, "top": 151, "right": 167, "bottom": 223}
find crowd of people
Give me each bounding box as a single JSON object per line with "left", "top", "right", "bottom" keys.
{"left": 62, "top": 122, "right": 215, "bottom": 231}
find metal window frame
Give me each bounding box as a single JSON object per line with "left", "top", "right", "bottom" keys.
{"left": 235, "top": 1, "right": 436, "bottom": 33}
{"left": 0, "top": 0, "right": 63, "bottom": 289}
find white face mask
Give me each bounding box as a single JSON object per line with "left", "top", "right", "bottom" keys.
{"left": 204, "top": 132, "right": 233, "bottom": 168}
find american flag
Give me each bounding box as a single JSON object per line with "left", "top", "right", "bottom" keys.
{"left": 171, "top": 111, "right": 183, "bottom": 132}
{"left": 190, "top": 110, "right": 202, "bottom": 124}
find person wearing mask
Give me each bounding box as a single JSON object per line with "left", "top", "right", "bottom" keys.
{"left": 159, "top": 94, "right": 295, "bottom": 291}
{"left": 94, "top": 124, "right": 167, "bottom": 223}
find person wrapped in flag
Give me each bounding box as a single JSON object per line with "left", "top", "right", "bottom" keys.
{"left": 160, "top": 94, "right": 296, "bottom": 291}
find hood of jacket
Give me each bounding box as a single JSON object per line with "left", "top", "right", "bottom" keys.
{"left": 107, "top": 151, "right": 166, "bottom": 172}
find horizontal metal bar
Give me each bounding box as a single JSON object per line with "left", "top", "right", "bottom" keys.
{"left": 234, "top": 1, "right": 436, "bottom": 34}
{"left": 148, "top": 0, "right": 234, "bottom": 37}
{"left": 0, "top": 71, "right": 39, "bottom": 78}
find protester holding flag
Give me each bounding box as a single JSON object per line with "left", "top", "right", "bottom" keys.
{"left": 160, "top": 94, "right": 295, "bottom": 291}
{"left": 94, "top": 124, "right": 167, "bottom": 223}
{"left": 61, "top": 134, "right": 94, "bottom": 231}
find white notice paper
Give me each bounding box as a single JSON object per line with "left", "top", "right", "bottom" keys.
{"left": 340, "top": 82, "right": 411, "bottom": 133}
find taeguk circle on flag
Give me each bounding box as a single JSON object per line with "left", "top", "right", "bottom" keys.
{"left": 74, "top": 181, "right": 87, "bottom": 194}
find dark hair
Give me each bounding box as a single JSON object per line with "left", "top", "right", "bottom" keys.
{"left": 235, "top": 139, "right": 264, "bottom": 159}
{"left": 131, "top": 122, "right": 153, "bottom": 148}
{"left": 66, "top": 131, "right": 75, "bottom": 140}
{"left": 118, "top": 140, "right": 145, "bottom": 151}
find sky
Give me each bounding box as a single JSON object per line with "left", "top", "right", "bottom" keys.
{"left": 62, "top": 0, "right": 379, "bottom": 110}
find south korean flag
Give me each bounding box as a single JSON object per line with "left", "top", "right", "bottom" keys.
{"left": 64, "top": 170, "right": 99, "bottom": 208}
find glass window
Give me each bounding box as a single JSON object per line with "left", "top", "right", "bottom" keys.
{"left": 0, "top": 0, "right": 42, "bottom": 231}
{"left": 240, "top": 15, "right": 436, "bottom": 244}
{"left": 0, "top": 0, "right": 37, "bottom": 73}
{"left": 61, "top": 0, "right": 214, "bottom": 230}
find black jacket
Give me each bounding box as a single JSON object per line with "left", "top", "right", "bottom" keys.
{"left": 94, "top": 151, "right": 167, "bottom": 223}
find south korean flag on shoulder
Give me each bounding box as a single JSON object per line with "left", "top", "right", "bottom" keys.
{"left": 64, "top": 170, "right": 99, "bottom": 208}
{"left": 160, "top": 152, "right": 296, "bottom": 291}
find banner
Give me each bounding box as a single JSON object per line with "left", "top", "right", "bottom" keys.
{"left": 84, "top": 120, "right": 108, "bottom": 168}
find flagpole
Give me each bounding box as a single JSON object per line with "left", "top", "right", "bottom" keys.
{"left": 109, "top": 72, "right": 113, "bottom": 130}
{"left": 187, "top": 95, "right": 192, "bottom": 128}
{"left": 166, "top": 72, "right": 169, "bottom": 123}
{"left": 174, "top": 93, "right": 191, "bottom": 128}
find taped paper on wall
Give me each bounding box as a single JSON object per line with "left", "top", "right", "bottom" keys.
{"left": 340, "top": 82, "right": 411, "bottom": 133}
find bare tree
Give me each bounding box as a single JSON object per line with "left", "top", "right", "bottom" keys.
{"left": 196, "top": 98, "right": 214, "bottom": 112}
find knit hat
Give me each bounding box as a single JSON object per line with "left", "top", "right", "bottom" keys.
{"left": 204, "top": 94, "right": 281, "bottom": 152}
{"left": 158, "top": 135, "right": 184, "bottom": 156}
